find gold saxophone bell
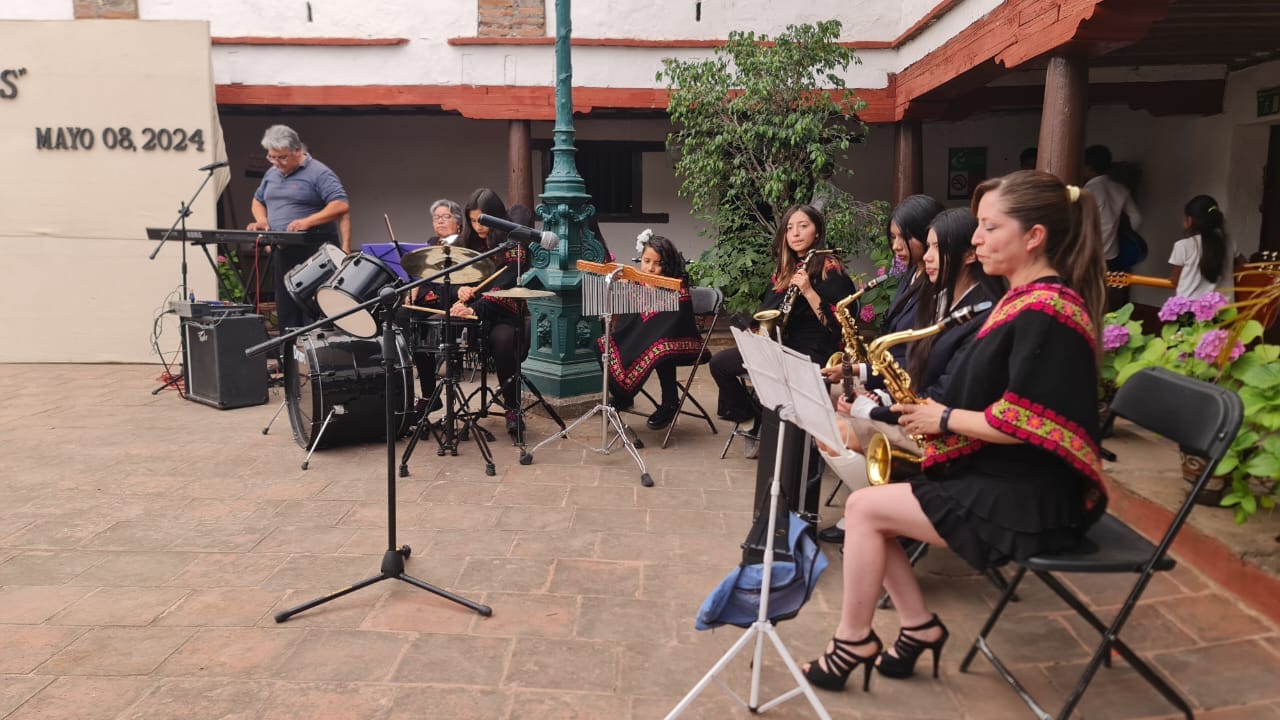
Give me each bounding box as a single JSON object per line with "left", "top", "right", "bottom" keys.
{"left": 826, "top": 350, "right": 844, "bottom": 369}
{"left": 754, "top": 308, "right": 782, "bottom": 339}
{"left": 865, "top": 431, "right": 920, "bottom": 486}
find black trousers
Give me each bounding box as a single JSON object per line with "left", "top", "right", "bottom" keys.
{"left": 710, "top": 347, "right": 759, "bottom": 423}
{"left": 489, "top": 320, "right": 530, "bottom": 411}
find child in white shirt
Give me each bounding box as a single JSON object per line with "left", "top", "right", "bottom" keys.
{"left": 1169, "top": 195, "right": 1229, "bottom": 298}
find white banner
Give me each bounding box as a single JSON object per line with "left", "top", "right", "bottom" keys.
{"left": 0, "top": 20, "right": 225, "bottom": 363}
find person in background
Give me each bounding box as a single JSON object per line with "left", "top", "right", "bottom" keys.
{"left": 428, "top": 199, "right": 463, "bottom": 246}
{"left": 597, "top": 232, "right": 703, "bottom": 430}
{"left": 1169, "top": 195, "right": 1230, "bottom": 298}
{"left": 1082, "top": 145, "right": 1141, "bottom": 273}
{"left": 247, "top": 124, "right": 349, "bottom": 331}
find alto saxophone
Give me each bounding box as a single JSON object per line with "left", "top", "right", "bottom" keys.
{"left": 825, "top": 274, "right": 891, "bottom": 402}
{"left": 864, "top": 300, "right": 994, "bottom": 486}
{"left": 753, "top": 248, "right": 840, "bottom": 340}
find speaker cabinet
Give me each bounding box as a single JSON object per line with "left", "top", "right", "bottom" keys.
{"left": 184, "top": 315, "right": 269, "bottom": 409}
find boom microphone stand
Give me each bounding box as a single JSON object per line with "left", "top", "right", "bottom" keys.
{"left": 247, "top": 241, "right": 516, "bottom": 623}
{"left": 148, "top": 162, "right": 228, "bottom": 396}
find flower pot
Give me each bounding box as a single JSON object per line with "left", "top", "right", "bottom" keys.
{"left": 1179, "top": 452, "right": 1229, "bottom": 506}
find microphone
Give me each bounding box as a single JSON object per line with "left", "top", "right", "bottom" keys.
{"left": 198, "top": 160, "right": 229, "bottom": 171}
{"left": 476, "top": 213, "right": 559, "bottom": 250}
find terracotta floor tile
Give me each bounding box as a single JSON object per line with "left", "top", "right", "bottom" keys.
{"left": 156, "top": 626, "right": 305, "bottom": 677}
{"left": 503, "top": 636, "right": 619, "bottom": 693}
{"left": 275, "top": 628, "right": 413, "bottom": 683}
{"left": 49, "top": 586, "right": 189, "bottom": 626}
{"left": 392, "top": 633, "right": 513, "bottom": 686}
{"left": 0, "top": 625, "right": 86, "bottom": 673}
{"left": 5, "top": 676, "right": 152, "bottom": 720}
{"left": 39, "top": 627, "right": 194, "bottom": 675}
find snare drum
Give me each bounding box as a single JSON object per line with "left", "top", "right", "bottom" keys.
{"left": 409, "top": 317, "right": 484, "bottom": 355}
{"left": 315, "top": 253, "right": 400, "bottom": 338}
{"left": 284, "top": 328, "right": 415, "bottom": 449}
{"left": 285, "top": 244, "right": 346, "bottom": 318}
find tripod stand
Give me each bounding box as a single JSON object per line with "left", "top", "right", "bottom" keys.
{"left": 667, "top": 328, "right": 841, "bottom": 718}
{"left": 470, "top": 288, "right": 566, "bottom": 447}
{"left": 148, "top": 162, "right": 228, "bottom": 397}
{"left": 520, "top": 264, "right": 679, "bottom": 487}
{"left": 398, "top": 275, "right": 496, "bottom": 478}
{"left": 247, "top": 243, "right": 514, "bottom": 624}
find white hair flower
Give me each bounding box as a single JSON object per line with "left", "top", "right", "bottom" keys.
{"left": 635, "top": 228, "right": 654, "bottom": 255}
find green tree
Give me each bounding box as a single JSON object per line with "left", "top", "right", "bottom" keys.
{"left": 658, "top": 20, "right": 881, "bottom": 312}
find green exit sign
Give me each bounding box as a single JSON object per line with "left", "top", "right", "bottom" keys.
{"left": 1260, "top": 87, "right": 1280, "bottom": 118}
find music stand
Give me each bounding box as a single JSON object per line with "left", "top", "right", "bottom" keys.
{"left": 666, "top": 328, "right": 843, "bottom": 719}
{"left": 248, "top": 242, "right": 516, "bottom": 624}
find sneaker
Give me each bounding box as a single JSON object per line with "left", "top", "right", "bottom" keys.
{"left": 743, "top": 435, "right": 760, "bottom": 459}
{"left": 646, "top": 403, "right": 678, "bottom": 430}
{"left": 505, "top": 411, "right": 525, "bottom": 436}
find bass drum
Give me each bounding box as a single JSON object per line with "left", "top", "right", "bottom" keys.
{"left": 284, "top": 328, "right": 415, "bottom": 449}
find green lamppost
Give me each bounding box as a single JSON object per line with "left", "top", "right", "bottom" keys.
{"left": 521, "top": 0, "right": 608, "bottom": 400}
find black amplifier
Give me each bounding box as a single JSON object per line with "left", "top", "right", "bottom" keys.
{"left": 184, "top": 315, "right": 270, "bottom": 409}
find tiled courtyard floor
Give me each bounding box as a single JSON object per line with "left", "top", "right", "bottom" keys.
{"left": 0, "top": 363, "right": 1277, "bottom": 719}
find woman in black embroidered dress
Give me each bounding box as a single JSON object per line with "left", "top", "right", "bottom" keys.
{"left": 448, "top": 188, "right": 530, "bottom": 435}
{"left": 596, "top": 233, "right": 702, "bottom": 430}
{"left": 708, "top": 204, "right": 856, "bottom": 454}
{"left": 819, "top": 208, "right": 1006, "bottom": 487}
{"left": 879, "top": 195, "right": 945, "bottom": 367}
{"left": 802, "top": 170, "right": 1108, "bottom": 692}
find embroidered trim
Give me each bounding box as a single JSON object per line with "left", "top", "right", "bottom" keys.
{"left": 978, "top": 282, "right": 1096, "bottom": 353}
{"left": 921, "top": 432, "right": 985, "bottom": 468}
{"left": 599, "top": 334, "right": 702, "bottom": 392}
{"left": 985, "top": 392, "right": 1104, "bottom": 487}
{"left": 640, "top": 285, "right": 691, "bottom": 322}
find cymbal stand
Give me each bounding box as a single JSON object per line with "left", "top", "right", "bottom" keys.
{"left": 520, "top": 266, "right": 655, "bottom": 487}
{"left": 473, "top": 305, "right": 567, "bottom": 447}
{"left": 398, "top": 270, "right": 497, "bottom": 477}
{"left": 249, "top": 245, "right": 512, "bottom": 624}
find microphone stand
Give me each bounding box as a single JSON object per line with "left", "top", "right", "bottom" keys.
{"left": 148, "top": 163, "right": 229, "bottom": 397}
{"left": 248, "top": 240, "right": 514, "bottom": 624}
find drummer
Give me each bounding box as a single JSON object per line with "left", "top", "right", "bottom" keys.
{"left": 246, "top": 124, "right": 350, "bottom": 331}
{"left": 449, "top": 189, "right": 531, "bottom": 436}
{"left": 401, "top": 198, "right": 463, "bottom": 411}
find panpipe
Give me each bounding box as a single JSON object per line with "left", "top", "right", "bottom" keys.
{"left": 577, "top": 260, "right": 681, "bottom": 316}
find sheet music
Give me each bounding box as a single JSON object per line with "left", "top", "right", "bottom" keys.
{"left": 730, "top": 328, "right": 844, "bottom": 452}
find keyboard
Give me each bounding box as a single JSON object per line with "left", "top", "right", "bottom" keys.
{"left": 145, "top": 227, "right": 311, "bottom": 246}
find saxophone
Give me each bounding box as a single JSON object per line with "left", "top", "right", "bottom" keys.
{"left": 825, "top": 274, "right": 891, "bottom": 401}
{"left": 753, "top": 248, "right": 840, "bottom": 340}
{"left": 864, "top": 300, "right": 994, "bottom": 486}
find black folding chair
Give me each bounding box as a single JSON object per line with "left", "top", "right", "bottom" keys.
{"left": 635, "top": 286, "right": 724, "bottom": 449}
{"left": 959, "top": 367, "right": 1243, "bottom": 720}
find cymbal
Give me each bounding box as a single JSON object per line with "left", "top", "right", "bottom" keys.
{"left": 486, "top": 287, "right": 555, "bottom": 299}
{"left": 401, "top": 245, "right": 497, "bottom": 283}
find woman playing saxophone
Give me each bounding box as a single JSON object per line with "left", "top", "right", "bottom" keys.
{"left": 815, "top": 208, "right": 1005, "bottom": 539}
{"left": 708, "top": 204, "right": 855, "bottom": 456}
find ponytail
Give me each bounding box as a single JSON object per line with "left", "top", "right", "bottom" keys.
{"left": 1185, "top": 195, "right": 1227, "bottom": 284}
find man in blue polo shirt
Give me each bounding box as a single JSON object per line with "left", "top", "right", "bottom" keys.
{"left": 247, "top": 124, "right": 350, "bottom": 331}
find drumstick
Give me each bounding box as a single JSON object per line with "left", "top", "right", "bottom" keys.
{"left": 457, "top": 266, "right": 509, "bottom": 304}
{"left": 403, "top": 304, "right": 446, "bottom": 315}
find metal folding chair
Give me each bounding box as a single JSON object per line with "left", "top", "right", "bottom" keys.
{"left": 960, "top": 367, "right": 1243, "bottom": 720}
{"left": 635, "top": 286, "right": 724, "bottom": 448}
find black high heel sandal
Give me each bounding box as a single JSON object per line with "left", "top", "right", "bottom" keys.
{"left": 803, "top": 630, "right": 881, "bottom": 692}
{"left": 876, "top": 613, "right": 949, "bottom": 679}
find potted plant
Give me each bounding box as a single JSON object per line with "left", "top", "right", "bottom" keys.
{"left": 1102, "top": 293, "right": 1280, "bottom": 521}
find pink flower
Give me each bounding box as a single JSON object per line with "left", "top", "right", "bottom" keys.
{"left": 1158, "top": 296, "right": 1194, "bottom": 323}
{"left": 1102, "top": 324, "right": 1130, "bottom": 352}
{"left": 1191, "top": 291, "right": 1229, "bottom": 322}
{"left": 877, "top": 266, "right": 886, "bottom": 277}
{"left": 1194, "top": 329, "right": 1245, "bottom": 364}
{"left": 860, "top": 305, "right": 876, "bottom": 323}
{"left": 216, "top": 255, "right": 228, "bottom": 264}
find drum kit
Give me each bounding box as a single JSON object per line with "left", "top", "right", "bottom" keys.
{"left": 264, "top": 241, "right": 545, "bottom": 473}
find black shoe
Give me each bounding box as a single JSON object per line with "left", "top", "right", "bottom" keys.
{"left": 608, "top": 395, "right": 634, "bottom": 412}
{"left": 505, "top": 411, "right": 525, "bottom": 436}
{"left": 818, "top": 525, "right": 845, "bottom": 544}
{"left": 876, "top": 614, "right": 950, "bottom": 680}
{"left": 646, "top": 403, "right": 678, "bottom": 430}
{"left": 803, "top": 630, "right": 882, "bottom": 692}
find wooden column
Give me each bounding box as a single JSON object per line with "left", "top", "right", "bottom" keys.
{"left": 507, "top": 120, "right": 534, "bottom": 210}
{"left": 1037, "top": 53, "right": 1088, "bottom": 185}
{"left": 892, "top": 120, "right": 923, "bottom": 205}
